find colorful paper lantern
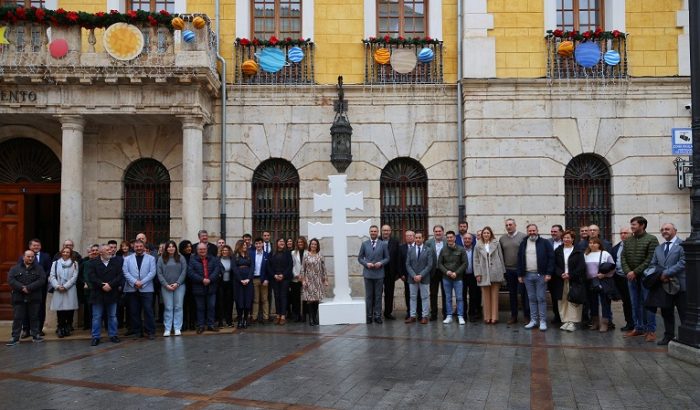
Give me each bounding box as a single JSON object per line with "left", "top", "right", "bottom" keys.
{"left": 603, "top": 50, "right": 621, "bottom": 66}
{"left": 0, "top": 26, "right": 9, "bottom": 45}
{"left": 171, "top": 17, "right": 185, "bottom": 30}
{"left": 575, "top": 42, "right": 601, "bottom": 68}
{"left": 183, "top": 30, "right": 196, "bottom": 43}
{"left": 242, "top": 59, "right": 259, "bottom": 76}
{"left": 390, "top": 48, "right": 417, "bottom": 73}
{"left": 49, "top": 39, "right": 69, "bottom": 59}
{"left": 193, "top": 16, "right": 206, "bottom": 30}
{"left": 256, "top": 47, "right": 286, "bottom": 73}
{"left": 557, "top": 41, "right": 574, "bottom": 58}
{"left": 374, "top": 48, "right": 390, "bottom": 65}
{"left": 103, "top": 23, "right": 145, "bottom": 61}
{"left": 417, "top": 47, "right": 434, "bottom": 63}
{"left": 288, "top": 46, "right": 304, "bottom": 63}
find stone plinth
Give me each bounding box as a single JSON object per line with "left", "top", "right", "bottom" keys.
{"left": 319, "top": 298, "right": 366, "bottom": 325}
{"left": 668, "top": 341, "right": 700, "bottom": 366}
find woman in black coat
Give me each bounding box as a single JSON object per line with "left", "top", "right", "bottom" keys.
{"left": 553, "top": 230, "right": 587, "bottom": 331}
{"left": 267, "top": 238, "right": 293, "bottom": 325}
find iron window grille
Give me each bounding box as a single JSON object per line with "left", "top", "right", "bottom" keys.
{"left": 252, "top": 158, "right": 299, "bottom": 241}
{"left": 123, "top": 158, "right": 171, "bottom": 245}
{"left": 380, "top": 157, "right": 428, "bottom": 241}
{"left": 565, "top": 154, "right": 611, "bottom": 240}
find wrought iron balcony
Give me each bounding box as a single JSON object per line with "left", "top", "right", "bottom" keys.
{"left": 0, "top": 13, "right": 219, "bottom": 85}
{"left": 545, "top": 30, "right": 628, "bottom": 81}
{"left": 363, "top": 39, "right": 443, "bottom": 85}
{"left": 233, "top": 40, "right": 315, "bottom": 85}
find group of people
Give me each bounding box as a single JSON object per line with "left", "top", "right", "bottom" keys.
{"left": 6, "top": 230, "right": 329, "bottom": 346}
{"left": 358, "top": 217, "right": 686, "bottom": 346}
{"left": 7, "top": 215, "right": 686, "bottom": 348}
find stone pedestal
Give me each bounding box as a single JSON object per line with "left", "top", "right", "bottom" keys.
{"left": 319, "top": 298, "right": 366, "bottom": 325}
{"left": 668, "top": 340, "right": 700, "bottom": 366}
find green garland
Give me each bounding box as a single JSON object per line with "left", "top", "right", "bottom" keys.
{"left": 0, "top": 6, "right": 173, "bottom": 29}
{"left": 363, "top": 35, "right": 441, "bottom": 46}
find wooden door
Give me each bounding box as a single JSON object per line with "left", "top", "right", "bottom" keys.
{"left": 0, "top": 194, "right": 24, "bottom": 320}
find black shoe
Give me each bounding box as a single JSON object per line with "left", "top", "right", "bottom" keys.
{"left": 6, "top": 338, "right": 19, "bottom": 346}
{"left": 32, "top": 336, "right": 44, "bottom": 343}
{"left": 196, "top": 327, "right": 204, "bottom": 334}
{"left": 366, "top": 317, "right": 372, "bottom": 324}
{"left": 374, "top": 317, "right": 383, "bottom": 324}
{"left": 429, "top": 316, "right": 437, "bottom": 322}
{"left": 39, "top": 331, "right": 45, "bottom": 337}
{"left": 384, "top": 313, "right": 396, "bottom": 321}
{"left": 620, "top": 324, "right": 634, "bottom": 332}
{"left": 21, "top": 331, "right": 31, "bottom": 339}
{"left": 147, "top": 334, "right": 155, "bottom": 340}
{"left": 608, "top": 322, "right": 616, "bottom": 329}
{"left": 207, "top": 326, "right": 219, "bottom": 332}
{"left": 657, "top": 336, "right": 673, "bottom": 346}
{"left": 551, "top": 319, "right": 562, "bottom": 325}
{"left": 124, "top": 330, "right": 135, "bottom": 336}
{"left": 57, "top": 327, "right": 65, "bottom": 338}
{"left": 110, "top": 336, "right": 121, "bottom": 343}
{"left": 468, "top": 315, "right": 478, "bottom": 323}
{"left": 90, "top": 338, "right": 100, "bottom": 346}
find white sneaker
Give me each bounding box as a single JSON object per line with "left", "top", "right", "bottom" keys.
{"left": 443, "top": 316, "right": 453, "bottom": 324}
{"left": 524, "top": 320, "right": 537, "bottom": 329}
{"left": 567, "top": 322, "right": 577, "bottom": 332}
{"left": 560, "top": 323, "right": 568, "bottom": 331}
{"left": 174, "top": 330, "right": 182, "bottom": 336}
{"left": 458, "top": 316, "right": 466, "bottom": 325}
{"left": 539, "top": 322, "right": 547, "bottom": 331}
{"left": 163, "top": 331, "right": 170, "bottom": 337}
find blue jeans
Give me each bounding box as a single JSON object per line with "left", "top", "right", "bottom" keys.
{"left": 505, "top": 269, "right": 530, "bottom": 319}
{"left": 91, "top": 302, "right": 117, "bottom": 339}
{"left": 442, "top": 279, "right": 464, "bottom": 317}
{"left": 127, "top": 291, "right": 155, "bottom": 336}
{"left": 524, "top": 272, "right": 547, "bottom": 323}
{"left": 161, "top": 285, "right": 185, "bottom": 332}
{"left": 628, "top": 279, "right": 656, "bottom": 332}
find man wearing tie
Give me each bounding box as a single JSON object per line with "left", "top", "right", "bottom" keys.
{"left": 122, "top": 240, "right": 157, "bottom": 339}
{"left": 647, "top": 223, "right": 686, "bottom": 346}
{"left": 262, "top": 231, "right": 273, "bottom": 255}
{"left": 460, "top": 232, "right": 480, "bottom": 322}
{"left": 381, "top": 224, "right": 401, "bottom": 321}
{"left": 399, "top": 230, "right": 421, "bottom": 319}
{"left": 188, "top": 243, "right": 222, "bottom": 333}
{"left": 405, "top": 232, "right": 433, "bottom": 324}
{"left": 358, "top": 225, "right": 390, "bottom": 324}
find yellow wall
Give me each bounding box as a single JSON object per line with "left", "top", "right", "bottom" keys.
{"left": 488, "top": 0, "right": 546, "bottom": 78}
{"left": 314, "top": 0, "right": 365, "bottom": 84}
{"left": 626, "top": 0, "right": 683, "bottom": 77}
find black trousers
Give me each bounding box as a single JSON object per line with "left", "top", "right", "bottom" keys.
{"left": 23, "top": 284, "right": 46, "bottom": 332}
{"left": 403, "top": 279, "right": 423, "bottom": 318}
{"left": 547, "top": 281, "right": 561, "bottom": 322}
{"left": 13, "top": 301, "right": 41, "bottom": 339}
{"left": 462, "top": 273, "right": 482, "bottom": 318}
{"left": 614, "top": 274, "right": 633, "bottom": 326}
{"left": 218, "top": 280, "right": 234, "bottom": 325}
{"left": 383, "top": 274, "right": 395, "bottom": 316}
{"left": 288, "top": 281, "right": 302, "bottom": 319}
{"left": 661, "top": 291, "right": 686, "bottom": 339}
{"left": 429, "top": 272, "right": 446, "bottom": 319}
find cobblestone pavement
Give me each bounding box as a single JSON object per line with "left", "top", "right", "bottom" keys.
{"left": 1, "top": 311, "right": 699, "bottom": 410}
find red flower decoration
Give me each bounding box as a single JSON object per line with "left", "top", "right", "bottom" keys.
{"left": 398, "top": 35, "right": 405, "bottom": 41}
{"left": 148, "top": 15, "right": 158, "bottom": 26}
{"left": 35, "top": 8, "right": 45, "bottom": 21}
{"left": 553, "top": 29, "right": 563, "bottom": 37}
{"left": 110, "top": 9, "right": 120, "bottom": 15}
{"left": 95, "top": 11, "right": 105, "bottom": 17}
{"left": 67, "top": 11, "right": 79, "bottom": 22}
{"left": 286, "top": 37, "right": 292, "bottom": 42}
{"left": 15, "top": 7, "right": 26, "bottom": 20}
{"left": 252, "top": 38, "right": 260, "bottom": 46}
{"left": 424, "top": 36, "right": 432, "bottom": 41}
{"left": 269, "top": 36, "right": 278, "bottom": 45}
{"left": 369, "top": 36, "right": 376, "bottom": 41}
{"left": 159, "top": 9, "right": 170, "bottom": 16}
{"left": 56, "top": 8, "right": 66, "bottom": 15}
{"left": 582, "top": 31, "right": 591, "bottom": 39}
{"left": 126, "top": 10, "right": 137, "bottom": 19}
{"left": 383, "top": 34, "right": 391, "bottom": 42}
{"left": 612, "top": 30, "right": 620, "bottom": 38}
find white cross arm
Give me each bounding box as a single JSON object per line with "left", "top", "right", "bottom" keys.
{"left": 348, "top": 219, "right": 372, "bottom": 237}
{"left": 313, "top": 193, "right": 333, "bottom": 212}
{"left": 308, "top": 222, "right": 335, "bottom": 239}
{"left": 344, "top": 192, "right": 365, "bottom": 211}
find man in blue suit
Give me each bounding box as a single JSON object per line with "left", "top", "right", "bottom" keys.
{"left": 648, "top": 223, "right": 686, "bottom": 346}
{"left": 405, "top": 232, "right": 434, "bottom": 324}
{"left": 358, "top": 225, "right": 390, "bottom": 324}
{"left": 122, "top": 240, "right": 157, "bottom": 339}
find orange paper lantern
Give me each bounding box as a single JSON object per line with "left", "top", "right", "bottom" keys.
{"left": 242, "top": 59, "right": 259, "bottom": 76}
{"left": 171, "top": 17, "right": 185, "bottom": 30}
{"left": 557, "top": 41, "right": 574, "bottom": 57}
{"left": 374, "top": 48, "right": 390, "bottom": 65}
{"left": 193, "top": 16, "right": 206, "bottom": 30}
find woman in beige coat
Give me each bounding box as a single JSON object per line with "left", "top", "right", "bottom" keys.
{"left": 474, "top": 226, "right": 506, "bottom": 324}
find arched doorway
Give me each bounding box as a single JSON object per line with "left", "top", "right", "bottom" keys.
{"left": 565, "top": 154, "right": 612, "bottom": 240}
{"left": 380, "top": 157, "right": 428, "bottom": 240}
{"left": 0, "top": 138, "right": 61, "bottom": 319}
{"left": 252, "top": 158, "right": 299, "bottom": 241}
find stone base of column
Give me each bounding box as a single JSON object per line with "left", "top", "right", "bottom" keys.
{"left": 668, "top": 340, "right": 700, "bottom": 366}
{"left": 319, "top": 298, "right": 366, "bottom": 325}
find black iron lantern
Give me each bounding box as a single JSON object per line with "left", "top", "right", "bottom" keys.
{"left": 330, "top": 76, "right": 352, "bottom": 173}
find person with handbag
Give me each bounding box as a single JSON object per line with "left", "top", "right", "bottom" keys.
{"left": 584, "top": 238, "right": 616, "bottom": 332}
{"left": 48, "top": 247, "right": 80, "bottom": 338}
{"left": 474, "top": 226, "right": 505, "bottom": 325}
{"left": 553, "top": 230, "right": 586, "bottom": 331}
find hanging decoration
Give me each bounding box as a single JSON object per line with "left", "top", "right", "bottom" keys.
{"left": 557, "top": 41, "right": 574, "bottom": 57}
{"left": 0, "top": 25, "right": 8, "bottom": 45}
{"left": 0, "top": 6, "right": 174, "bottom": 30}
{"left": 171, "top": 17, "right": 185, "bottom": 30}
{"left": 192, "top": 16, "right": 206, "bottom": 29}
{"left": 603, "top": 50, "right": 621, "bottom": 66}
{"left": 287, "top": 46, "right": 304, "bottom": 63}
{"left": 390, "top": 48, "right": 416, "bottom": 73}
{"left": 241, "top": 59, "right": 258, "bottom": 76}
{"left": 182, "top": 29, "right": 195, "bottom": 43}
{"left": 103, "top": 22, "right": 144, "bottom": 61}
{"left": 373, "top": 48, "right": 390, "bottom": 65}
{"left": 48, "top": 38, "right": 69, "bottom": 58}
{"left": 255, "top": 47, "right": 286, "bottom": 73}
{"left": 417, "top": 47, "right": 434, "bottom": 63}
{"left": 574, "top": 42, "right": 600, "bottom": 68}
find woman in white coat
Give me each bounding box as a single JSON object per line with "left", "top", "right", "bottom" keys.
{"left": 49, "top": 247, "right": 79, "bottom": 337}
{"left": 474, "top": 226, "right": 506, "bottom": 324}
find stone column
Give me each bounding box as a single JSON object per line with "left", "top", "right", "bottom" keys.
{"left": 181, "top": 116, "right": 204, "bottom": 241}
{"left": 58, "top": 115, "right": 85, "bottom": 250}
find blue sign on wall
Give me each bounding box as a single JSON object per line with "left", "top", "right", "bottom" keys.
{"left": 672, "top": 128, "right": 693, "bottom": 155}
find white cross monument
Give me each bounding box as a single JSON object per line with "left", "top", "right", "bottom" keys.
{"left": 308, "top": 175, "right": 371, "bottom": 325}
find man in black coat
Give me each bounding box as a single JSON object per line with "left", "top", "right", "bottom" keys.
{"left": 18, "top": 239, "right": 52, "bottom": 338}
{"left": 86, "top": 244, "right": 123, "bottom": 346}
{"left": 7, "top": 250, "right": 46, "bottom": 345}
{"left": 188, "top": 243, "right": 222, "bottom": 333}
{"left": 381, "top": 224, "right": 401, "bottom": 320}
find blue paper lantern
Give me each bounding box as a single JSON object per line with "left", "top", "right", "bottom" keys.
{"left": 575, "top": 42, "right": 601, "bottom": 68}
{"left": 603, "top": 50, "right": 621, "bottom": 66}
{"left": 256, "top": 47, "right": 286, "bottom": 73}
{"left": 182, "top": 30, "right": 195, "bottom": 43}
{"left": 418, "top": 47, "right": 434, "bottom": 63}
{"left": 288, "top": 46, "right": 304, "bottom": 63}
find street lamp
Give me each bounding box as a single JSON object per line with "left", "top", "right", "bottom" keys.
{"left": 330, "top": 76, "right": 353, "bottom": 173}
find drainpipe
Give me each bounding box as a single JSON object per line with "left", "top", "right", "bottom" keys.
{"left": 214, "top": 0, "right": 227, "bottom": 240}
{"left": 456, "top": 0, "right": 465, "bottom": 221}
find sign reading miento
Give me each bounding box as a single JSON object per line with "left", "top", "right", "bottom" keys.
{"left": 672, "top": 128, "right": 693, "bottom": 155}
{"left": 0, "top": 90, "right": 38, "bottom": 103}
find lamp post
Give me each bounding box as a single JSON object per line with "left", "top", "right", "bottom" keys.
{"left": 330, "top": 76, "right": 353, "bottom": 173}
{"left": 672, "top": 0, "right": 700, "bottom": 360}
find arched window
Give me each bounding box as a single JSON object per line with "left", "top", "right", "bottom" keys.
{"left": 252, "top": 158, "right": 299, "bottom": 241}
{"left": 565, "top": 154, "right": 611, "bottom": 240}
{"left": 380, "top": 158, "right": 428, "bottom": 240}
{"left": 0, "top": 138, "right": 61, "bottom": 183}
{"left": 123, "top": 158, "right": 171, "bottom": 244}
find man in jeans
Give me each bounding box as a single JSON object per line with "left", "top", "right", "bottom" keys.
{"left": 438, "top": 231, "right": 467, "bottom": 325}
{"left": 622, "top": 216, "right": 659, "bottom": 342}
{"left": 517, "top": 224, "right": 554, "bottom": 331}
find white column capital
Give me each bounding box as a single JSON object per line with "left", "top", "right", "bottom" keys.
{"left": 178, "top": 115, "right": 205, "bottom": 131}
{"left": 57, "top": 115, "right": 85, "bottom": 132}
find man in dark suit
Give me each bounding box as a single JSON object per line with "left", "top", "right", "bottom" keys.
{"left": 19, "top": 239, "right": 51, "bottom": 338}
{"left": 399, "top": 230, "right": 422, "bottom": 319}
{"left": 648, "top": 223, "right": 686, "bottom": 346}
{"left": 249, "top": 238, "right": 270, "bottom": 323}
{"left": 188, "top": 243, "right": 222, "bottom": 333}
{"left": 460, "top": 231, "right": 480, "bottom": 322}
{"left": 85, "top": 244, "right": 123, "bottom": 346}
{"left": 425, "top": 225, "right": 447, "bottom": 321}
{"left": 358, "top": 225, "right": 390, "bottom": 324}
{"left": 405, "top": 232, "right": 434, "bottom": 324}
{"left": 197, "top": 229, "right": 219, "bottom": 257}
{"left": 381, "top": 224, "right": 401, "bottom": 321}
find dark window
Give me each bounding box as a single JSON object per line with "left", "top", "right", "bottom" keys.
{"left": 123, "top": 158, "right": 170, "bottom": 244}
{"left": 0, "top": 0, "right": 45, "bottom": 6}
{"left": 0, "top": 138, "right": 60, "bottom": 183}
{"left": 252, "top": 0, "right": 302, "bottom": 39}
{"left": 557, "top": 0, "right": 603, "bottom": 32}
{"left": 380, "top": 157, "right": 428, "bottom": 241}
{"left": 252, "top": 158, "right": 299, "bottom": 241}
{"left": 565, "top": 154, "right": 611, "bottom": 240}
{"left": 377, "top": 0, "right": 427, "bottom": 37}
{"left": 126, "top": 0, "right": 175, "bottom": 12}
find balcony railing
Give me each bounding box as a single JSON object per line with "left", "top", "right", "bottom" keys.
{"left": 0, "top": 14, "right": 218, "bottom": 83}
{"left": 233, "top": 42, "right": 315, "bottom": 85}
{"left": 546, "top": 35, "right": 628, "bottom": 80}
{"left": 364, "top": 41, "right": 443, "bottom": 85}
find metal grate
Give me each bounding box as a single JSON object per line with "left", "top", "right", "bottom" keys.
{"left": 234, "top": 42, "right": 315, "bottom": 85}
{"left": 252, "top": 158, "right": 299, "bottom": 242}
{"left": 364, "top": 41, "right": 443, "bottom": 84}
{"left": 0, "top": 138, "right": 61, "bottom": 183}
{"left": 546, "top": 36, "right": 628, "bottom": 80}
{"left": 565, "top": 154, "right": 611, "bottom": 240}
{"left": 123, "top": 158, "right": 170, "bottom": 244}
{"left": 380, "top": 157, "right": 428, "bottom": 241}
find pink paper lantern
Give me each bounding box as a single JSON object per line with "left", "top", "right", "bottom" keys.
{"left": 49, "top": 39, "right": 69, "bottom": 59}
